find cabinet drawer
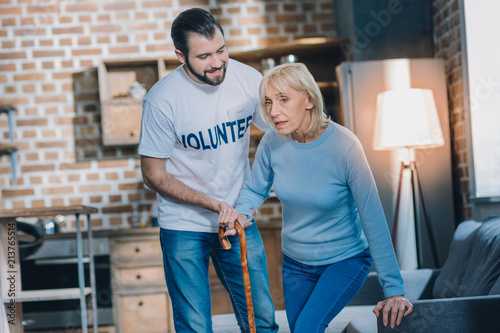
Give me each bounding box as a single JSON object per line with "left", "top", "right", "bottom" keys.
{"left": 117, "top": 293, "right": 171, "bottom": 333}
{"left": 111, "top": 237, "right": 162, "bottom": 261}
{"left": 114, "top": 266, "right": 165, "bottom": 288}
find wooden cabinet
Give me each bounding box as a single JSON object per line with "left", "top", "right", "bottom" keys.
{"left": 116, "top": 293, "right": 171, "bottom": 333}
{"left": 97, "top": 38, "right": 347, "bottom": 146}
{"left": 109, "top": 223, "right": 284, "bottom": 328}
{"left": 109, "top": 229, "right": 173, "bottom": 333}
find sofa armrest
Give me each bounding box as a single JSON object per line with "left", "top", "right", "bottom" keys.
{"left": 348, "top": 269, "right": 440, "bottom": 306}
{"left": 400, "top": 269, "right": 440, "bottom": 300}
{"left": 377, "top": 294, "right": 500, "bottom": 333}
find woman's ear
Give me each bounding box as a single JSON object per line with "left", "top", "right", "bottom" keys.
{"left": 306, "top": 95, "right": 315, "bottom": 110}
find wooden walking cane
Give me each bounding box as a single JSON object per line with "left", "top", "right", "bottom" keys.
{"left": 218, "top": 223, "right": 256, "bottom": 333}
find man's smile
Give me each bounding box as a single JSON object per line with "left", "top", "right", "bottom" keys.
{"left": 206, "top": 67, "right": 222, "bottom": 75}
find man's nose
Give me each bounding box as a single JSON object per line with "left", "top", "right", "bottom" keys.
{"left": 211, "top": 55, "right": 223, "bottom": 69}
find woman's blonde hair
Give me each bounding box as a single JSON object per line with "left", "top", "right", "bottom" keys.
{"left": 259, "top": 62, "right": 329, "bottom": 135}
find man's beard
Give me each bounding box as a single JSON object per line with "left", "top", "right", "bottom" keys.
{"left": 185, "top": 58, "right": 227, "bottom": 86}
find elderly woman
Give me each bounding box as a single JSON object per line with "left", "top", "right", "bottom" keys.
{"left": 221, "top": 63, "right": 413, "bottom": 332}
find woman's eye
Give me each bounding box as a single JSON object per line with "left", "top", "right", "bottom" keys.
{"left": 281, "top": 98, "right": 288, "bottom": 103}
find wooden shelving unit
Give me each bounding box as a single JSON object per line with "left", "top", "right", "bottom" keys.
{"left": 231, "top": 37, "right": 349, "bottom": 123}
{"left": 96, "top": 37, "right": 348, "bottom": 146}
{"left": 97, "top": 59, "right": 177, "bottom": 146}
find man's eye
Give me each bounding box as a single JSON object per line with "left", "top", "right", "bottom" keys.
{"left": 199, "top": 55, "right": 208, "bottom": 59}
{"left": 281, "top": 98, "right": 288, "bottom": 103}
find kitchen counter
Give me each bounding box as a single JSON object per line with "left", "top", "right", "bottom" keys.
{"left": 41, "top": 220, "right": 283, "bottom": 240}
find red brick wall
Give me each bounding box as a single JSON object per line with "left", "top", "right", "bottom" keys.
{"left": 431, "top": 0, "right": 472, "bottom": 221}
{"left": 0, "top": 1, "right": 335, "bottom": 230}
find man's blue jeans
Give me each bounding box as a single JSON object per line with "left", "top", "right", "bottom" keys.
{"left": 282, "top": 248, "right": 373, "bottom": 333}
{"left": 159, "top": 223, "right": 279, "bottom": 333}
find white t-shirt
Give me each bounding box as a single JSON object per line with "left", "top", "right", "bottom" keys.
{"left": 138, "top": 59, "right": 268, "bottom": 232}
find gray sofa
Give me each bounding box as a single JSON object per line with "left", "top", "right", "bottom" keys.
{"left": 213, "top": 216, "right": 500, "bottom": 332}
{"left": 377, "top": 216, "right": 500, "bottom": 333}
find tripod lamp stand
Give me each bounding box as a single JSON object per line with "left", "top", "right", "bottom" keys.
{"left": 373, "top": 88, "right": 444, "bottom": 268}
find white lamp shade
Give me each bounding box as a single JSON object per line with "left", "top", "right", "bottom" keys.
{"left": 373, "top": 89, "right": 445, "bottom": 150}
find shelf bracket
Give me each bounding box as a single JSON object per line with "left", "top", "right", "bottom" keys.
{"left": 1, "top": 106, "right": 18, "bottom": 185}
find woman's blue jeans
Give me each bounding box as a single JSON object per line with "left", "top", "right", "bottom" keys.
{"left": 159, "top": 223, "right": 278, "bottom": 333}
{"left": 282, "top": 248, "right": 373, "bottom": 333}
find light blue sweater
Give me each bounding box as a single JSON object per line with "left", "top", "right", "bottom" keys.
{"left": 236, "top": 121, "right": 405, "bottom": 297}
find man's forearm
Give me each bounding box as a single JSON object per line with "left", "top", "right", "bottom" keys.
{"left": 141, "top": 156, "right": 219, "bottom": 212}
{"left": 141, "top": 156, "right": 241, "bottom": 225}
{"left": 150, "top": 172, "right": 219, "bottom": 212}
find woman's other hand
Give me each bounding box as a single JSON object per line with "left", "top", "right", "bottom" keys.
{"left": 373, "top": 295, "right": 413, "bottom": 328}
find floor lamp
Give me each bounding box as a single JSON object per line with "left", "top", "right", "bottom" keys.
{"left": 373, "top": 88, "right": 444, "bottom": 268}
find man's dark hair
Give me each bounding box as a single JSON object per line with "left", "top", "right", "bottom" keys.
{"left": 171, "top": 8, "right": 225, "bottom": 57}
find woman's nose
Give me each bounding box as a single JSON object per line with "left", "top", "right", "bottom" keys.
{"left": 269, "top": 103, "right": 281, "bottom": 117}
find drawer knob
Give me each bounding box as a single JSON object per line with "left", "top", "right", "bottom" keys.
{"left": 136, "top": 274, "right": 142, "bottom": 280}
{"left": 138, "top": 300, "right": 144, "bottom": 307}
{"left": 135, "top": 247, "right": 141, "bottom": 253}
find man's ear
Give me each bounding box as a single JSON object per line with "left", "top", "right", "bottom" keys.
{"left": 175, "top": 49, "right": 186, "bottom": 64}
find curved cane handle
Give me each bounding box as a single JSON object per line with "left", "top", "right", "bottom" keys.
{"left": 218, "top": 225, "right": 232, "bottom": 249}
{"left": 218, "top": 223, "right": 245, "bottom": 250}
{"left": 218, "top": 223, "right": 256, "bottom": 333}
